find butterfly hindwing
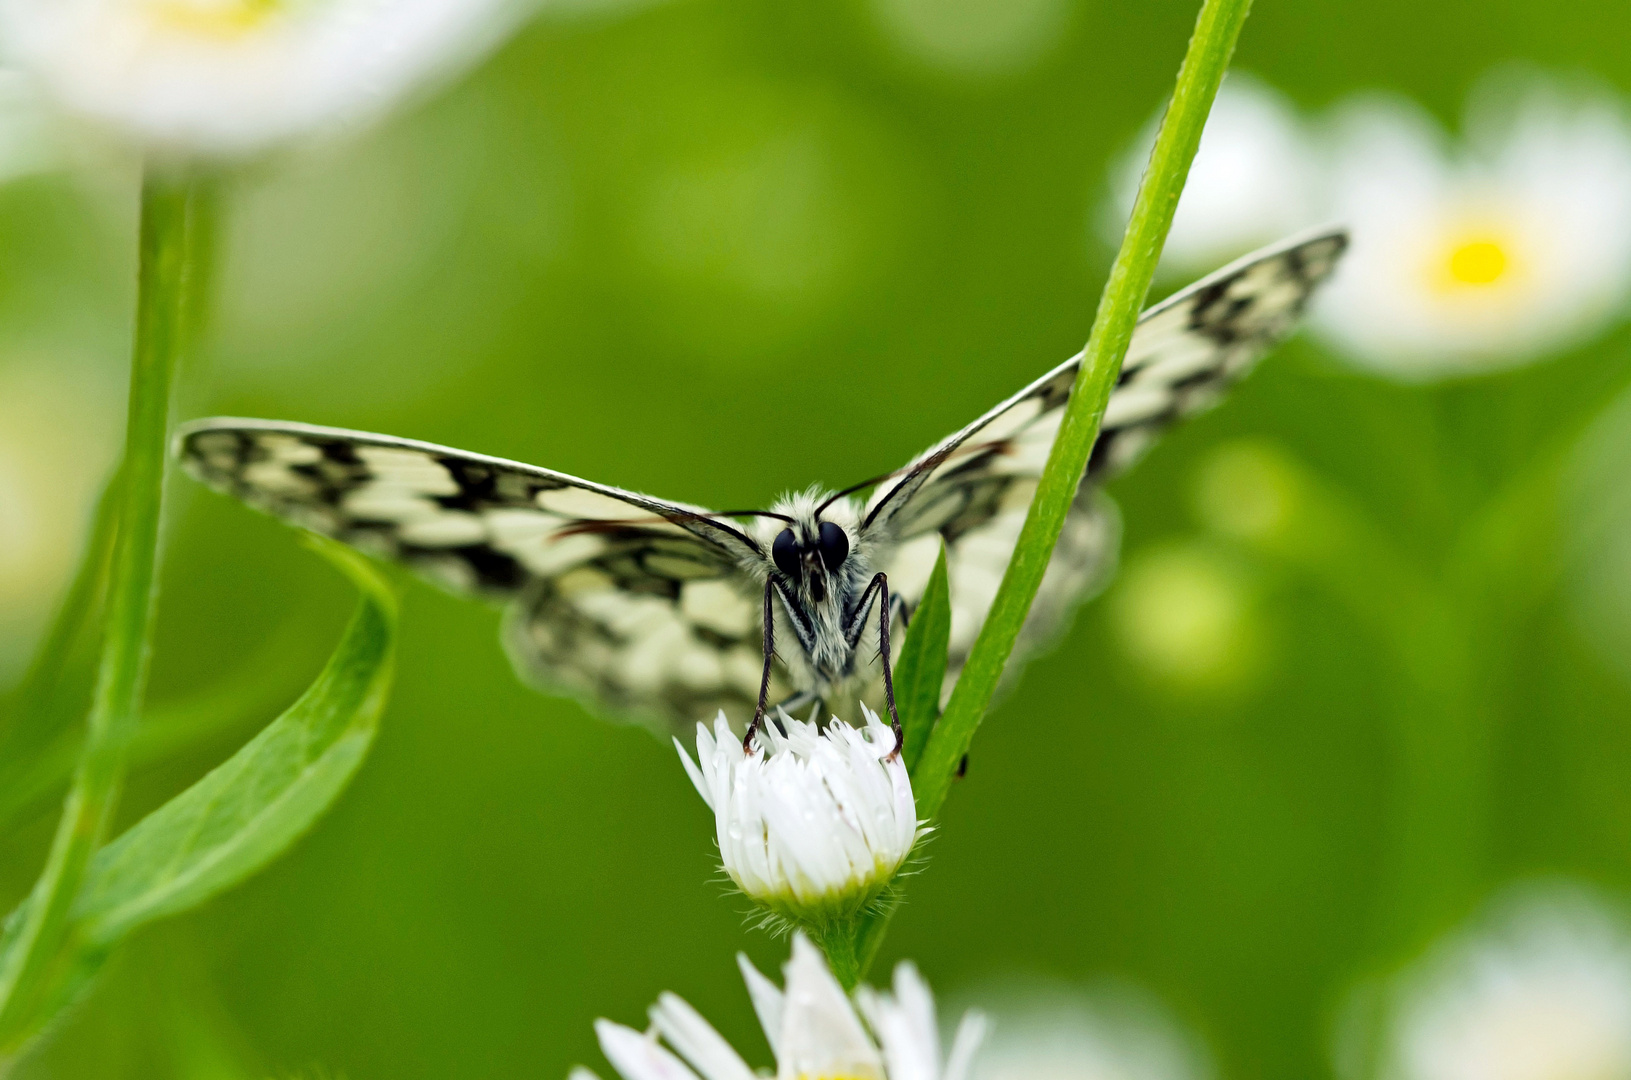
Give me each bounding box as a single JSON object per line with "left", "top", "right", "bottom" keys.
{"left": 178, "top": 419, "right": 771, "bottom": 728}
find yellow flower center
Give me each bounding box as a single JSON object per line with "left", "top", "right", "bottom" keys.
{"left": 145, "top": 0, "right": 283, "bottom": 37}
{"left": 1446, "top": 238, "right": 1510, "bottom": 286}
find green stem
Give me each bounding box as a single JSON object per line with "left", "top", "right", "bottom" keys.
{"left": 911, "top": 0, "right": 1254, "bottom": 825}
{"left": 0, "top": 171, "right": 209, "bottom": 1050}
{"left": 836, "top": 0, "right": 1254, "bottom": 987}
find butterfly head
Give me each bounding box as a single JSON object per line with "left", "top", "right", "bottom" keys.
{"left": 754, "top": 488, "right": 865, "bottom": 616}
{"left": 771, "top": 519, "right": 850, "bottom": 603}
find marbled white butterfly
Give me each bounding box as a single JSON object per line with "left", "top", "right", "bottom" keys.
{"left": 178, "top": 229, "right": 1347, "bottom": 744}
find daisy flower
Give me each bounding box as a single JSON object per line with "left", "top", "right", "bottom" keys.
{"left": 1313, "top": 72, "right": 1631, "bottom": 379}
{"left": 1105, "top": 72, "right": 1323, "bottom": 277}
{"left": 0, "top": 0, "right": 534, "bottom": 159}
{"left": 1359, "top": 883, "right": 1631, "bottom": 1080}
{"left": 581, "top": 933, "right": 987, "bottom": 1080}
{"left": 677, "top": 708, "right": 922, "bottom": 931}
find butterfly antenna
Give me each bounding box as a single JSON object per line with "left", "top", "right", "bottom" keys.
{"left": 825, "top": 436, "right": 1011, "bottom": 520}
{"left": 716, "top": 509, "right": 796, "bottom": 523}
{"left": 816, "top": 472, "right": 897, "bottom": 516}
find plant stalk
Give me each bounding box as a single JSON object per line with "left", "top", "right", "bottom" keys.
{"left": 0, "top": 171, "right": 209, "bottom": 1051}
{"left": 837, "top": 0, "right": 1254, "bottom": 985}
{"left": 912, "top": 0, "right": 1255, "bottom": 824}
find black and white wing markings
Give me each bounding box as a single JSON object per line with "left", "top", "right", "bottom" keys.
{"left": 177, "top": 419, "right": 776, "bottom": 727}
{"left": 862, "top": 228, "right": 1348, "bottom": 678}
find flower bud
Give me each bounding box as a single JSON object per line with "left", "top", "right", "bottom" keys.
{"left": 676, "top": 707, "right": 921, "bottom": 929}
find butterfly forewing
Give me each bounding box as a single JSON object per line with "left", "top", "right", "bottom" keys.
{"left": 179, "top": 420, "right": 775, "bottom": 729}
{"left": 866, "top": 229, "right": 1348, "bottom": 693}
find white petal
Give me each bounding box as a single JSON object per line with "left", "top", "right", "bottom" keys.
{"left": 650, "top": 992, "right": 756, "bottom": 1080}
{"left": 942, "top": 1011, "right": 989, "bottom": 1080}
{"left": 738, "top": 952, "right": 785, "bottom": 1058}
{"left": 856, "top": 962, "right": 939, "bottom": 1080}
{"left": 776, "top": 934, "right": 884, "bottom": 1080}
{"left": 595, "top": 1019, "right": 703, "bottom": 1080}
{"left": 569, "top": 1068, "right": 605, "bottom": 1080}
{"left": 675, "top": 732, "right": 712, "bottom": 808}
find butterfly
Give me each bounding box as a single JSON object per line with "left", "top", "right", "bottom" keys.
{"left": 178, "top": 228, "right": 1347, "bottom": 744}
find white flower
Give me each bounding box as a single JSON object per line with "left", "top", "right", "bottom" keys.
{"left": 0, "top": 0, "right": 533, "bottom": 158}
{"left": 676, "top": 708, "right": 920, "bottom": 928}
{"left": 583, "top": 933, "right": 987, "bottom": 1080}
{"left": 1105, "top": 72, "right": 1323, "bottom": 277}
{"left": 967, "top": 981, "right": 1211, "bottom": 1080}
{"left": 1313, "top": 72, "right": 1631, "bottom": 379}
{"left": 1360, "top": 884, "right": 1631, "bottom": 1080}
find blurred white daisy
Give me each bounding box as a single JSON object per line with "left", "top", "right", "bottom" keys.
{"left": 1313, "top": 72, "right": 1631, "bottom": 379}
{"left": 0, "top": 0, "right": 535, "bottom": 159}
{"left": 1357, "top": 883, "right": 1631, "bottom": 1080}
{"left": 677, "top": 708, "right": 921, "bottom": 930}
{"left": 1105, "top": 72, "right": 1323, "bottom": 278}
{"left": 581, "top": 933, "right": 987, "bottom": 1080}
{"left": 967, "top": 981, "right": 1211, "bottom": 1080}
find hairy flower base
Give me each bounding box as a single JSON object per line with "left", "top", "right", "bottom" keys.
{"left": 678, "top": 707, "right": 921, "bottom": 932}
{"left": 740, "top": 853, "right": 901, "bottom": 936}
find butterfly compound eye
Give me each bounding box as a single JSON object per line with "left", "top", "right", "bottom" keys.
{"left": 772, "top": 528, "right": 801, "bottom": 578}
{"left": 817, "top": 521, "right": 849, "bottom": 571}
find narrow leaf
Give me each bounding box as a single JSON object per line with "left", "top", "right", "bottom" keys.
{"left": 69, "top": 539, "right": 397, "bottom": 947}
{"left": 893, "top": 545, "right": 950, "bottom": 776}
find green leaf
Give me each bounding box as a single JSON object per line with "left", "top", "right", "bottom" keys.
{"left": 69, "top": 539, "right": 396, "bottom": 947}
{"left": 893, "top": 544, "right": 949, "bottom": 777}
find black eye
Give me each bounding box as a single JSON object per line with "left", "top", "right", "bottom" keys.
{"left": 772, "top": 528, "right": 801, "bottom": 578}
{"left": 817, "top": 521, "right": 849, "bottom": 571}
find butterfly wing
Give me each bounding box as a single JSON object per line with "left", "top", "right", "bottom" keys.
{"left": 863, "top": 229, "right": 1348, "bottom": 685}
{"left": 177, "top": 419, "right": 779, "bottom": 731}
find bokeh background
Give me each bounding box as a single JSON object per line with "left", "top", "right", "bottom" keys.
{"left": 5, "top": 0, "right": 1631, "bottom": 1077}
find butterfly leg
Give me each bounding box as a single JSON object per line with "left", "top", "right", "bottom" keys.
{"left": 869, "top": 572, "right": 905, "bottom": 758}
{"left": 743, "top": 578, "right": 777, "bottom": 754}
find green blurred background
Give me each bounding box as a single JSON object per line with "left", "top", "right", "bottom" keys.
{"left": 5, "top": 0, "right": 1631, "bottom": 1076}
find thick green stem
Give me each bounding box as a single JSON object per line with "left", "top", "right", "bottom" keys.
{"left": 0, "top": 172, "right": 209, "bottom": 1050}
{"left": 911, "top": 0, "right": 1254, "bottom": 825}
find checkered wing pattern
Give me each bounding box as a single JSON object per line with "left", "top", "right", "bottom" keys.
{"left": 178, "top": 420, "right": 775, "bottom": 731}
{"left": 865, "top": 230, "right": 1348, "bottom": 687}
